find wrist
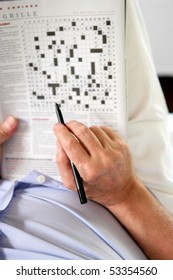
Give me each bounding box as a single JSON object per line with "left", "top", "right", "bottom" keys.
{"left": 106, "top": 174, "right": 146, "bottom": 214}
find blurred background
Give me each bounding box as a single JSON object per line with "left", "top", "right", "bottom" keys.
{"left": 138, "top": 0, "right": 173, "bottom": 112}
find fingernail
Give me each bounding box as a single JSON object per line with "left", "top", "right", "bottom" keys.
{"left": 3, "top": 116, "right": 17, "bottom": 132}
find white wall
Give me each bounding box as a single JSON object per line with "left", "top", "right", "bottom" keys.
{"left": 138, "top": 0, "right": 173, "bottom": 76}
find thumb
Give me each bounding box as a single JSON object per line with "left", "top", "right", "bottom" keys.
{"left": 0, "top": 116, "right": 18, "bottom": 145}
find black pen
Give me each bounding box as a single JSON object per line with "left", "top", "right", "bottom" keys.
{"left": 55, "top": 103, "right": 87, "bottom": 204}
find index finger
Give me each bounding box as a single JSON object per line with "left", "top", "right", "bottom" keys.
{"left": 53, "top": 123, "right": 90, "bottom": 166}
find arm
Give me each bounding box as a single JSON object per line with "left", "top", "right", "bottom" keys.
{"left": 108, "top": 179, "right": 173, "bottom": 260}
{"left": 0, "top": 116, "right": 18, "bottom": 175}
{"left": 53, "top": 120, "right": 173, "bottom": 260}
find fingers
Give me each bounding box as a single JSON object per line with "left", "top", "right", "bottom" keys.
{"left": 53, "top": 121, "right": 121, "bottom": 166}
{"left": 54, "top": 122, "right": 93, "bottom": 166}
{"left": 56, "top": 141, "right": 76, "bottom": 190}
{"left": 65, "top": 121, "right": 104, "bottom": 152}
{"left": 89, "top": 125, "right": 116, "bottom": 148}
{"left": 0, "top": 116, "right": 18, "bottom": 145}
{"left": 99, "top": 126, "right": 120, "bottom": 141}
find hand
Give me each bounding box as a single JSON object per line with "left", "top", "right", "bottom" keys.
{"left": 53, "top": 120, "right": 137, "bottom": 208}
{"left": 0, "top": 116, "right": 18, "bottom": 165}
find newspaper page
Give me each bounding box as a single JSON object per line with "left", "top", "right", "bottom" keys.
{"left": 0, "top": 0, "right": 126, "bottom": 181}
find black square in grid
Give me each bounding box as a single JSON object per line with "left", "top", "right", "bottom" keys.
{"left": 60, "top": 40, "right": 65, "bottom": 45}
{"left": 69, "top": 49, "right": 74, "bottom": 57}
{"left": 77, "top": 100, "right": 81, "bottom": 104}
{"left": 48, "top": 45, "right": 52, "bottom": 49}
{"left": 93, "top": 26, "right": 98, "bottom": 30}
{"left": 41, "top": 54, "right": 45, "bottom": 58}
{"left": 101, "top": 100, "right": 105, "bottom": 104}
{"left": 78, "top": 57, "right": 82, "bottom": 62}
{"left": 66, "top": 58, "right": 70, "bottom": 62}
{"left": 72, "top": 21, "right": 76, "bottom": 26}
{"left": 52, "top": 40, "right": 56, "bottom": 45}
{"left": 54, "top": 58, "right": 58, "bottom": 66}
{"left": 57, "top": 49, "right": 61, "bottom": 53}
{"left": 85, "top": 104, "right": 89, "bottom": 109}
{"left": 73, "top": 44, "right": 77, "bottom": 49}
{"left": 106, "top": 20, "right": 111, "bottom": 25}
{"left": 35, "top": 45, "right": 40, "bottom": 50}
{"left": 71, "top": 67, "right": 75, "bottom": 75}
{"left": 63, "top": 75, "right": 67, "bottom": 83}
{"left": 105, "top": 91, "right": 109, "bottom": 96}
{"left": 59, "top": 27, "right": 64, "bottom": 31}
{"left": 34, "top": 37, "right": 39, "bottom": 41}
{"left": 81, "top": 35, "right": 85, "bottom": 40}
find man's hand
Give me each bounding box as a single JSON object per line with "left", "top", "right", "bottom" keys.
{"left": 53, "top": 120, "right": 137, "bottom": 208}
{"left": 54, "top": 120, "right": 173, "bottom": 260}
{"left": 0, "top": 116, "right": 18, "bottom": 164}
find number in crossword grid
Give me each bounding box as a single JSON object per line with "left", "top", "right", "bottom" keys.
{"left": 23, "top": 16, "right": 117, "bottom": 112}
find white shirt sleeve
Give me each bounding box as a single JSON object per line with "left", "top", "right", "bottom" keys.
{"left": 126, "top": 0, "right": 173, "bottom": 214}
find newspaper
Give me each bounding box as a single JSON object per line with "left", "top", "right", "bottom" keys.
{"left": 0, "top": 0, "right": 126, "bottom": 180}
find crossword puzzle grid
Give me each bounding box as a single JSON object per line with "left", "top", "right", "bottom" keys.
{"left": 23, "top": 16, "right": 117, "bottom": 112}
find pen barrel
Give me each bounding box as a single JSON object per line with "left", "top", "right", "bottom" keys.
{"left": 55, "top": 103, "right": 87, "bottom": 204}
{"left": 55, "top": 106, "right": 65, "bottom": 125}
{"left": 71, "top": 162, "right": 87, "bottom": 204}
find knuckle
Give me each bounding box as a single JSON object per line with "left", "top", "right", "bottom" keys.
{"left": 80, "top": 161, "right": 97, "bottom": 182}
{"left": 56, "top": 152, "right": 64, "bottom": 164}
{"left": 85, "top": 168, "right": 98, "bottom": 182}
{"left": 103, "top": 154, "right": 115, "bottom": 170}
{"left": 66, "top": 120, "right": 80, "bottom": 131}
{"left": 65, "top": 136, "right": 78, "bottom": 151}
{"left": 76, "top": 125, "right": 90, "bottom": 140}
{"left": 0, "top": 128, "right": 8, "bottom": 138}
{"left": 118, "top": 142, "right": 130, "bottom": 159}
{"left": 89, "top": 125, "right": 98, "bottom": 131}
{"left": 83, "top": 152, "right": 116, "bottom": 182}
{"left": 53, "top": 123, "right": 65, "bottom": 136}
{"left": 0, "top": 128, "right": 9, "bottom": 144}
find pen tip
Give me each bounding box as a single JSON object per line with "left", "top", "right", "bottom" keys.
{"left": 55, "top": 102, "right": 60, "bottom": 109}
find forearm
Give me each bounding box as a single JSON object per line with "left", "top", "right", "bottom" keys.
{"left": 108, "top": 178, "right": 173, "bottom": 260}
